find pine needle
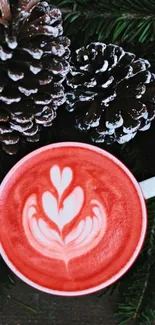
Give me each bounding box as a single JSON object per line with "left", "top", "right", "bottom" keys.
{"left": 51, "top": 0, "right": 155, "bottom": 44}
{"left": 116, "top": 197, "right": 155, "bottom": 324}
{"left": 7, "top": 295, "right": 37, "bottom": 313}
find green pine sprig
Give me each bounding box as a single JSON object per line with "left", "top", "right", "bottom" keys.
{"left": 51, "top": 0, "right": 155, "bottom": 44}
{"left": 116, "top": 197, "right": 155, "bottom": 325}
{"left": 96, "top": 197, "right": 155, "bottom": 324}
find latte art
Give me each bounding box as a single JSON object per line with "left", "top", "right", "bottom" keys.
{"left": 23, "top": 165, "right": 107, "bottom": 263}
{"left": 0, "top": 143, "right": 146, "bottom": 295}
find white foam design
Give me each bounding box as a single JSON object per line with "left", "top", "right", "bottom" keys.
{"left": 22, "top": 166, "right": 107, "bottom": 263}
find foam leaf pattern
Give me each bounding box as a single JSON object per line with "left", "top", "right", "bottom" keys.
{"left": 22, "top": 166, "right": 107, "bottom": 264}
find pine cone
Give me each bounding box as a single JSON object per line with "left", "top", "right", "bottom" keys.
{"left": 0, "top": 0, "right": 70, "bottom": 154}
{"left": 66, "top": 42, "right": 155, "bottom": 145}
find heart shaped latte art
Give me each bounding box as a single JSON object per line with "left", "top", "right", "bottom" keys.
{"left": 22, "top": 165, "right": 107, "bottom": 264}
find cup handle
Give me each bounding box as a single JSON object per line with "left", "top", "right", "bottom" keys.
{"left": 139, "top": 177, "right": 155, "bottom": 200}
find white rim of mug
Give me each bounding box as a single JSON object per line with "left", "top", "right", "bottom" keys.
{"left": 0, "top": 142, "right": 147, "bottom": 296}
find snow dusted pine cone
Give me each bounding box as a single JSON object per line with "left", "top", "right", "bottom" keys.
{"left": 66, "top": 42, "right": 155, "bottom": 145}
{"left": 0, "top": 0, "right": 70, "bottom": 154}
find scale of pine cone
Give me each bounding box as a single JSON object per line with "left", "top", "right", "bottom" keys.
{"left": 66, "top": 42, "right": 155, "bottom": 144}
{"left": 0, "top": 0, "right": 70, "bottom": 154}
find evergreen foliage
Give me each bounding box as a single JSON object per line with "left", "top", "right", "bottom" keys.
{"left": 51, "top": 0, "right": 155, "bottom": 67}
{"left": 116, "top": 197, "right": 155, "bottom": 325}
{"left": 98, "top": 196, "right": 155, "bottom": 324}
{"left": 50, "top": 0, "right": 155, "bottom": 43}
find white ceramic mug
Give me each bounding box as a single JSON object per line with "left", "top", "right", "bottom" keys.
{"left": 139, "top": 177, "right": 155, "bottom": 200}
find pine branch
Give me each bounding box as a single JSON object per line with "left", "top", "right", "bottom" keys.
{"left": 51, "top": 0, "right": 155, "bottom": 44}
{"left": 97, "top": 197, "right": 155, "bottom": 324}
{"left": 116, "top": 197, "right": 155, "bottom": 324}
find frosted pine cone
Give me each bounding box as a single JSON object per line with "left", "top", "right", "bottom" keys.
{"left": 0, "top": 0, "right": 70, "bottom": 154}
{"left": 66, "top": 42, "right": 155, "bottom": 145}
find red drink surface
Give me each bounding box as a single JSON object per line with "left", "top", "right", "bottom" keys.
{"left": 0, "top": 143, "right": 147, "bottom": 295}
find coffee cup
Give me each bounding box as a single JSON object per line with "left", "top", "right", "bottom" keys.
{"left": 0, "top": 142, "right": 154, "bottom": 296}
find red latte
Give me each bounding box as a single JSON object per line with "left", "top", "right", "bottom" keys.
{"left": 0, "top": 143, "right": 147, "bottom": 295}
